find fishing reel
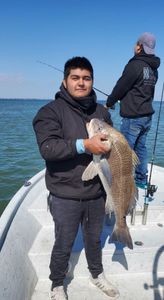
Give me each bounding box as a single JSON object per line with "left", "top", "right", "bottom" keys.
{"left": 142, "top": 184, "right": 158, "bottom": 225}
{"left": 146, "top": 184, "right": 158, "bottom": 197}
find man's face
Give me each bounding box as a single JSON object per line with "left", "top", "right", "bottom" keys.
{"left": 63, "top": 68, "right": 93, "bottom": 98}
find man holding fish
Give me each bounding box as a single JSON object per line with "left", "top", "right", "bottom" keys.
{"left": 33, "top": 56, "right": 120, "bottom": 300}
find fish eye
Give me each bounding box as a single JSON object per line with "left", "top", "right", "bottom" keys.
{"left": 98, "top": 124, "right": 103, "bottom": 131}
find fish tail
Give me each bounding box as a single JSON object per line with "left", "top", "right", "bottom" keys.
{"left": 110, "top": 224, "right": 133, "bottom": 249}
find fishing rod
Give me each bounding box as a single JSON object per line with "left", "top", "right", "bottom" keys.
{"left": 147, "top": 81, "right": 164, "bottom": 196}
{"left": 36, "top": 60, "right": 109, "bottom": 97}
{"left": 142, "top": 81, "right": 164, "bottom": 224}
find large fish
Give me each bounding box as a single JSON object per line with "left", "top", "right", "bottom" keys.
{"left": 82, "top": 118, "right": 139, "bottom": 249}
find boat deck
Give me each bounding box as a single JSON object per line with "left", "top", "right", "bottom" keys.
{"left": 29, "top": 166, "right": 164, "bottom": 300}
{"left": 0, "top": 166, "right": 164, "bottom": 300}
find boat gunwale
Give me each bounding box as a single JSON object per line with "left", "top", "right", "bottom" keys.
{"left": 0, "top": 169, "right": 45, "bottom": 251}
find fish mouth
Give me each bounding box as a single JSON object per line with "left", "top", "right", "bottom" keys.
{"left": 86, "top": 119, "right": 108, "bottom": 136}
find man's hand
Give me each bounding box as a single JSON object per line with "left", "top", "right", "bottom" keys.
{"left": 104, "top": 104, "right": 115, "bottom": 110}
{"left": 104, "top": 104, "right": 108, "bottom": 109}
{"left": 84, "top": 134, "right": 111, "bottom": 155}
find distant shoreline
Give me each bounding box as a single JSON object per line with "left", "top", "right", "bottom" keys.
{"left": 0, "top": 98, "right": 160, "bottom": 102}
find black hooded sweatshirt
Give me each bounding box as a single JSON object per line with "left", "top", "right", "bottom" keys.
{"left": 106, "top": 53, "right": 160, "bottom": 118}
{"left": 33, "top": 84, "right": 112, "bottom": 200}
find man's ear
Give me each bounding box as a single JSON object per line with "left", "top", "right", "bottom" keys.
{"left": 136, "top": 43, "right": 143, "bottom": 54}
{"left": 63, "top": 79, "right": 66, "bottom": 88}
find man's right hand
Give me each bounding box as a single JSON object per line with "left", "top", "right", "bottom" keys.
{"left": 104, "top": 104, "right": 115, "bottom": 110}
{"left": 84, "top": 134, "right": 111, "bottom": 155}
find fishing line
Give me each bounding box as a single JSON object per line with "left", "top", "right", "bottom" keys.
{"left": 37, "top": 60, "right": 63, "bottom": 73}
{"left": 36, "top": 60, "right": 109, "bottom": 97}
{"left": 147, "top": 81, "right": 164, "bottom": 197}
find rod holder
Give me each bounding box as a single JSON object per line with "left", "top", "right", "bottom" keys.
{"left": 131, "top": 207, "right": 136, "bottom": 225}
{"left": 142, "top": 203, "right": 149, "bottom": 225}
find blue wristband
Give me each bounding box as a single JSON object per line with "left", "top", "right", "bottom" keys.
{"left": 76, "top": 139, "right": 85, "bottom": 154}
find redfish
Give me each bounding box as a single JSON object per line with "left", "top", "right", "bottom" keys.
{"left": 82, "top": 118, "right": 139, "bottom": 249}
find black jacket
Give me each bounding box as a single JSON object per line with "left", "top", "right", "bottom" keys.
{"left": 106, "top": 53, "right": 160, "bottom": 118}
{"left": 33, "top": 84, "right": 112, "bottom": 200}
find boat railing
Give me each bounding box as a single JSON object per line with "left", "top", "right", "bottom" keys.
{"left": 0, "top": 169, "right": 45, "bottom": 251}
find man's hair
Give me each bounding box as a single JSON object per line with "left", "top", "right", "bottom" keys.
{"left": 64, "top": 56, "right": 94, "bottom": 79}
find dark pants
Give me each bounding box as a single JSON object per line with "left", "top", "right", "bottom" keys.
{"left": 48, "top": 194, "right": 105, "bottom": 287}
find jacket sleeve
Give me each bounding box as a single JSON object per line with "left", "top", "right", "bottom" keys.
{"left": 106, "top": 61, "right": 140, "bottom": 107}
{"left": 102, "top": 107, "right": 113, "bottom": 126}
{"left": 33, "top": 105, "right": 77, "bottom": 161}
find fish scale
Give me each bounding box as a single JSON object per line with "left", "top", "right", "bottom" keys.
{"left": 110, "top": 142, "right": 136, "bottom": 212}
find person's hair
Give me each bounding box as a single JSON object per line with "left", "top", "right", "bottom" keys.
{"left": 64, "top": 56, "right": 94, "bottom": 79}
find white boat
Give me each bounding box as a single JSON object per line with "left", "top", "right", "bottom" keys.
{"left": 0, "top": 165, "right": 164, "bottom": 300}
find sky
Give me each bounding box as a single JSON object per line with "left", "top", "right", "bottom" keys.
{"left": 0, "top": 0, "right": 164, "bottom": 100}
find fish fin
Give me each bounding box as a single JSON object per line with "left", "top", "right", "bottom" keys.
{"left": 105, "top": 195, "right": 114, "bottom": 214}
{"left": 100, "top": 158, "right": 112, "bottom": 186}
{"left": 128, "top": 185, "right": 139, "bottom": 214}
{"left": 82, "top": 161, "right": 98, "bottom": 181}
{"left": 132, "top": 150, "right": 140, "bottom": 168}
{"left": 110, "top": 224, "right": 133, "bottom": 249}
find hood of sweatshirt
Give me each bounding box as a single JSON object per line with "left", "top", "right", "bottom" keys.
{"left": 55, "top": 83, "right": 97, "bottom": 112}
{"left": 130, "top": 53, "right": 160, "bottom": 70}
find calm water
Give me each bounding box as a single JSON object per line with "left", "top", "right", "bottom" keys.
{"left": 0, "top": 99, "right": 164, "bottom": 207}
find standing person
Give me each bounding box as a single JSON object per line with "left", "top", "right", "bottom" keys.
{"left": 106, "top": 32, "right": 160, "bottom": 189}
{"left": 33, "top": 56, "right": 119, "bottom": 300}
